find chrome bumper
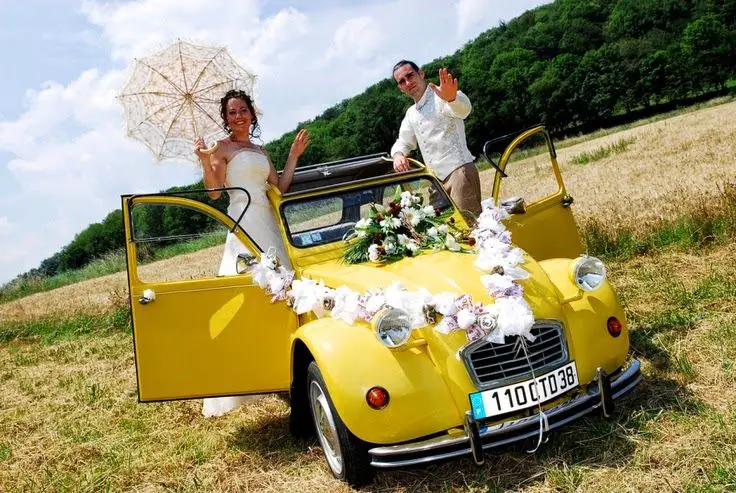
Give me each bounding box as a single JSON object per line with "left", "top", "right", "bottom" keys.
{"left": 369, "top": 360, "right": 642, "bottom": 468}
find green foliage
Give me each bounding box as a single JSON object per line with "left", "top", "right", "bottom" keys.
{"left": 571, "top": 137, "right": 636, "bottom": 164}
{"left": 7, "top": 0, "right": 736, "bottom": 290}
{"left": 0, "top": 307, "right": 130, "bottom": 344}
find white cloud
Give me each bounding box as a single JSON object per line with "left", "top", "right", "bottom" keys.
{"left": 456, "top": 0, "right": 549, "bottom": 36}
{"left": 326, "top": 17, "right": 385, "bottom": 61}
{"left": 0, "top": 217, "right": 14, "bottom": 236}
{"left": 0, "top": 0, "right": 548, "bottom": 283}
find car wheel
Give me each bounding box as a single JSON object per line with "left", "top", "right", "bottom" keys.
{"left": 306, "top": 361, "right": 374, "bottom": 487}
{"left": 289, "top": 380, "right": 314, "bottom": 440}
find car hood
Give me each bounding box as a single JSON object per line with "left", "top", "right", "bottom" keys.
{"left": 301, "top": 249, "right": 569, "bottom": 408}
{"left": 300, "top": 250, "right": 563, "bottom": 317}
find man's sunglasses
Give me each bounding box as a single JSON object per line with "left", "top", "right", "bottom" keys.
{"left": 396, "top": 71, "right": 418, "bottom": 87}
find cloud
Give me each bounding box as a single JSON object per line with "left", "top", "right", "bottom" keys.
{"left": 0, "top": 217, "right": 14, "bottom": 236}
{"left": 326, "top": 17, "right": 385, "bottom": 61}
{"left": 456, "top": 0, "right": 549, "bottom": 36}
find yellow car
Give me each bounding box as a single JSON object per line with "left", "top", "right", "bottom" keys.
{"left": 122, "top": 125, "right": 641, "bottom": 486}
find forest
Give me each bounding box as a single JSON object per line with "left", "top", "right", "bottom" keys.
{"left": 10, "top": 0, "right": 736, "bottom": 283}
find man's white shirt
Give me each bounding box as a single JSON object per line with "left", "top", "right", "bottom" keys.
{"left": 390, "top": 85, "right": 475, "bottom": 180}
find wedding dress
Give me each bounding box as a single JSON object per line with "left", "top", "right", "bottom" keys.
{"left": 202, "top": 149, "right": 290, "bottom": 418}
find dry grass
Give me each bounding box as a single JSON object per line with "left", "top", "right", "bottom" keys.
{"left": 481, "top": 99, "right": 736, "bottom": 233}
{"left": 0, "top": 246, "right": 222, "bottom": 323}
{"left": 1, "top": 244, "right": 734, "bottom": 492}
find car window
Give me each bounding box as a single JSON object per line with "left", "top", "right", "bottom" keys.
{"left": 283, "top": 177, "right": 452, "bottom": 248}
{"left": 490, "top": 132, "right": 561, "bottom": 206}
{"left": 131, "top": 202, "right": 230, "bottom": 282}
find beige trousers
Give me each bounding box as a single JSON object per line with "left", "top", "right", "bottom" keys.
{"left": 443, "top": 161, "right": 482, "bottom": 218}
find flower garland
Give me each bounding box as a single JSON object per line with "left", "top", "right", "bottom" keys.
{"left": 250, "top": 199, "right": 536, "bottom": 344}
{"left": 342, "top": 189, "right": 465, "bottom": 264}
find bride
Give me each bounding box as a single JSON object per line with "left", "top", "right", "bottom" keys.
{"left": 194, "top": 89, "right": 310, "bottom": 417}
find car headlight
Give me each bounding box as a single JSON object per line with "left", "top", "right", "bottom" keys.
{"left": 373, "top": 308, "right": 412, "bottom": 348}
{"left": 571, "top": 255, "right": 607, "bottom": 291}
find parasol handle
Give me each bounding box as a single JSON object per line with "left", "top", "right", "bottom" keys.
{"left": 199, "top": 141, "right": 219, "bottom": 154}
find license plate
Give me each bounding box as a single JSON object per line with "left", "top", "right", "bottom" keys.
{"left": 469, "top": 361, "right": 579, "bottom": 420}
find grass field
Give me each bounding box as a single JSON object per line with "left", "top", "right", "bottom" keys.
{"left": 1, "top": 98, "right": 736, "bottom": 492}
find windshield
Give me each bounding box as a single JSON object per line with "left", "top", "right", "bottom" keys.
{"left": 282, "top": 177, "right": 453, "bottom": 248}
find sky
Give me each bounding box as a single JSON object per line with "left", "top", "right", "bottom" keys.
{"left": 0, "top": 0, "right": 549, "bottom": 284}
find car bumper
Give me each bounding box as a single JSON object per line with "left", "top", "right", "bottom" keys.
{"left": 369, "top": 359, "right": 642, "bottom": 468}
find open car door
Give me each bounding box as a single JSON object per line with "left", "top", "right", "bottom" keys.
{"left": 122, "top": 193, "right": 297, "bottom": 402}
{"left": 489, "top": 125, "right": 583, "bottom": 260}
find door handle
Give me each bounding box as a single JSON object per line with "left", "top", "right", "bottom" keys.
{"left": 139, "top": 289, "right": 156, "bottom": 305}
{"left": 562, "top": 195, "right": 574, "bottom": 208}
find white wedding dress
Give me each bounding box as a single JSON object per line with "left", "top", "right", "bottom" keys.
{"left": 202, "top": 149, "right": 290, "bottom": 418}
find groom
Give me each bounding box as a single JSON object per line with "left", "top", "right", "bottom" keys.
{"left": 390, "top": 60, "right": 482, "bottom": 217}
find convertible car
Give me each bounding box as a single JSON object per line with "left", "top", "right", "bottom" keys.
{"left": 122, "top": 125, "right": 641, "bottom": 486}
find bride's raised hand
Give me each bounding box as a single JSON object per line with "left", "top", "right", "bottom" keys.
{"left": 289, "top": 129, "right": 311, "bottom": 159}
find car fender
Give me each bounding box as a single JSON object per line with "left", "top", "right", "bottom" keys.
{"left": 292, "top": 318, "right": 462, "bottom": 445}
{"left": 539, "top": 258, "right": 630, "bottom": 384}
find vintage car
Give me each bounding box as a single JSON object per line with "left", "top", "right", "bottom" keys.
{"left": 122, "top": 125, "right": 641, "bottom": 486}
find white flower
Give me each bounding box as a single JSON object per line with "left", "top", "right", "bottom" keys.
{"left": 400, "top": 191, "right": 413, "bottom": 208}
{"left": 445, "top": 234, "right": 461, "bottom": 252}
{"left": 486, "top": 297, "right": 535, "bottom": 342}
{"left": 368, "top": 244, "right": 381, "bottom": 262}
{"left": 383, "top": 281, "right": 409, "bottom": 311}
{"left": 269, "top": 275, "right": 286, "bottom": 295}
{"left": 412, "top": 194, "right": 422, "bottom": 204}
{"left": 423, "top": 205, "right": 436, "bottom": 217}
{"left": 289, "top": 279, "right": 333, "bottom": 316}
{"left": 438, "top": 224, "right": 449, "bottom": 235}
{"left": 478, "top": 313, "right": 497, "bottom": 331}
{"left": 456, "top": 308, "right": 477, "bottom": 329}
{"left": 403, "top": 208, "right": 424, "bottom": 226}
{"left": 364, "top": 292, "right": 386, "bottom": 315}
{"left": 397, "top": 234, "right": 411, "bottom": 246}
{"left": 331, "top": 286, "right": 361, "bottom": 325}
{"left": 380, "top": 217, "right": 401, "bottom": 230}
{"left": 427, "top": 226, "right": 438, "bottom": 237}
{"left": 355, "top": 218, "right": 372, "bottom": 230}
{"left": 407, "top": 240, "right": 420, "bottom": 252}
{"left": 480, "top": 273, "right": 515, "bottom": 293}
{"left": 384, "top": 238, "right": 397, "bottom": 254}
{"left": 433, "top": 293, "right": 459, "bottom": 316}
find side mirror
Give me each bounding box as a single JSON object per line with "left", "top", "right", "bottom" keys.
{"left": 236, "top": 253, "right": 258, "bottom": 274}
{"left": 501, "top": 196, "right": 526, "bottom": 215}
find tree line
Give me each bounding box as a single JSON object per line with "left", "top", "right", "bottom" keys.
{"left": 8, "top": 0, "right": 736, "bottom": 285}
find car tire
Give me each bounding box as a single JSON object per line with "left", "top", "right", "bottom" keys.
{"left": 306, "top": 361, "right": 374, "bottom": 487}
{"left": 288, "top": 382, "right": 314, "bottom": 440}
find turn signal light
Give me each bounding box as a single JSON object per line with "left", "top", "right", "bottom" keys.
{"left": 366, "top": 386, "right": 390, "bottom": 409}
{"left": 607, "top": 317, "right": 622, "bottom": 337}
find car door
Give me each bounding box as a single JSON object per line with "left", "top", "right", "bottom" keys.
{"left": 122, "top": 193, "right": 297, "bottom": 402}
{"left": 489, "top": 125, "right": 583, "bottom": 260}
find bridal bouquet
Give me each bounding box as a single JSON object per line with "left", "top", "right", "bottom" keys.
{"left": 342, "top": 189, "right": 468, "bottom": 264}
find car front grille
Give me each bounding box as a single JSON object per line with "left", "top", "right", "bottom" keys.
{"left": 462, "top": 321, "right": 568, "bottom": 389}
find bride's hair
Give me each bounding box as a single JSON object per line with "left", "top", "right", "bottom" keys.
{"left": 220, "top": 89, "right": 261, "bottom": 139}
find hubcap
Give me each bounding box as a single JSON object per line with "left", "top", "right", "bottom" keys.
{"left": 309, "top": 380, "right": 343, "bottom": 475}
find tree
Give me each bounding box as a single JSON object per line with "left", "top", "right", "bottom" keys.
{"left": 681, "top": 14, "right": 735, "bottom": 91}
